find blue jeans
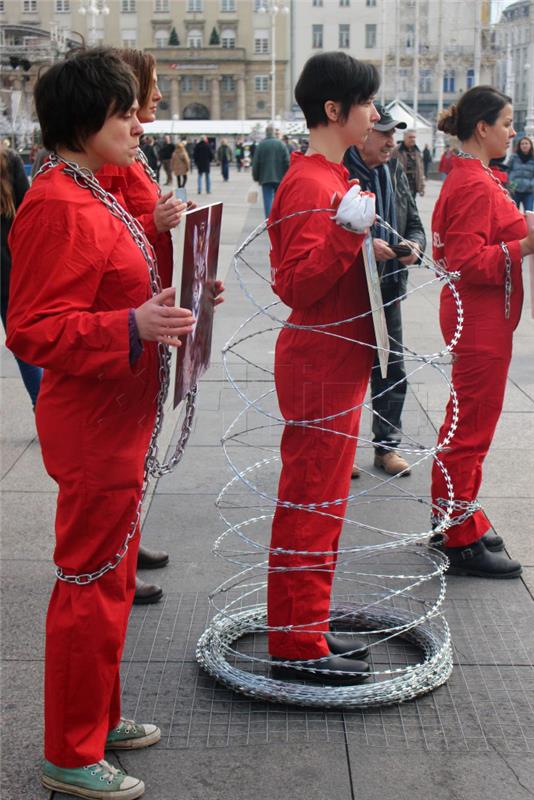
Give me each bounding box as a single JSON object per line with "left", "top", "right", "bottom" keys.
{"left": 513, "top": 191, "right": 534, "bottom": 212}
{"left": 261, "top": 182, "right": 279, "bottom": 218}
{"left": 1, "top": 298, "right": 42, "bottom": 408}
{"left": 197, "top": 171, "right": 211, "bottom": 194}
{"left": 221, "top": 160, "right": 229, "bottom": 181}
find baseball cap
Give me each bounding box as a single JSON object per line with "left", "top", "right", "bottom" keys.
{"left": 373, "top": 103, "right": 407, "bottom": 132}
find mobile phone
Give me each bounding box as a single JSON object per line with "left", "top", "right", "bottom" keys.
{"left": 390, "top": 244, "right": 412, "bottom": 257}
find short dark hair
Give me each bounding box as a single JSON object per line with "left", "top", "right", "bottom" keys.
{"left": 437, "top": 86, "right": 512, "bottom": 141}
{"left": 34, "top": 48, "right": 138, "bottom": 152}
{"left": 295, "top": 52, "right": 379, "bottom": 129}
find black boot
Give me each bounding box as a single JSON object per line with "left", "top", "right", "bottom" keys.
{"left": 441, "top": 539, "right": 522, "bottom": 578}
{"left": 480, "top": 529, "right": 505, "bottom": 552}
{"left": 137, "top": 545, "right": 169, "bottom": 570}
{"left": 324, "top": 632, "right": 369, "bottom": 659}
{"left": 133, "top": 575, "right": 163, "bottom": 604}
{"left": 271, "top": 654, "right": 369, "bottom": 685}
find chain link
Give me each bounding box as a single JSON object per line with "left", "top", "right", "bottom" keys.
{"left": 37, "top": 154, "right": 196, "bottom": 585}
{"left": 431, "top": 497, "right": 482, "bottom": 528}
{"left": 500, "top": 241, "right": 513, "bottom": 320}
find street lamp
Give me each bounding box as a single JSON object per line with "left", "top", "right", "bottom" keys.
{"left": 78, "top": 0, "right": 110, "bottom": 48}
{"left": 258, "top": 1, "right": 289, "bottom": 126}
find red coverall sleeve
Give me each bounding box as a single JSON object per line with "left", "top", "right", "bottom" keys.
{"left": 7, "top": 204, "right": 134, "bottom": 380}
{"left": 443, "top": 181, "right": 523, "bottom": 286}
{"left": 271, "top": 182, "right": 365, "bottom": 309}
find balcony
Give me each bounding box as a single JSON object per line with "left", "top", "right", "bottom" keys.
{"left": 150, "top": 45, "right": 246, "bottom": 62}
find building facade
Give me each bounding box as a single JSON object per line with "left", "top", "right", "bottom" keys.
{"left": 291, "top": 0, "right": 495, "bottom": 124}
{"left": 493, "top": 0, "right": 534, "bottom": 133}
{"left": 0, "top": 0, "right": 291, "bottom": 133}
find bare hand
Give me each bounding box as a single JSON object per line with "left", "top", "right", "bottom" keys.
{"left": 135, "top": 287, "right": 195, "bottom": 347}
{"left": 153, "top": 192, "right": 187, "bottom": 233}
{"left": 399, "top": 240, "right": 421, "bottom": 266}
{"left": 520, "top": 227, "right": 534, "bottom": 256}
{"left": 212, "top": 279, "right": 225, "bottom": 307}
{"left": 373, "top": 238, "right": 396, "bottom": 261}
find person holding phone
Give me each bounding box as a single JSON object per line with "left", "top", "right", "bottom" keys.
{"left": 345, "top": 104, "right": 426, "bottom": 477}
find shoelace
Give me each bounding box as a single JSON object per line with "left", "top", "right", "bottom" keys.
{"left": 84, "top": 759, "right": 121, "bottom": 784}
{"left": 116, "top": 717, "right": 137, "bottom": 733}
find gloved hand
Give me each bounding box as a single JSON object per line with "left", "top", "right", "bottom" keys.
{"left": 333, "top": 182, "right": 375, "bottom": 233}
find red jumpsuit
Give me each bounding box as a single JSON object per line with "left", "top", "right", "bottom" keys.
{"left": 267, "top": 152, "right": 375, "bottom": 660}
{"left": 6, "top": 165, "right": 159, "bottom": 767}
{"left": 99, "top": 159, "right": 174, "bottom": 288}
{"left": 431, "top": 158, "right": 526, "bottom": 547}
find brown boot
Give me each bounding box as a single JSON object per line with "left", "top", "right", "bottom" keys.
{"left": 351, "top": 463, "right": 361, "bottom": 479}
{"left": 374, "top": 450, "right": 411, "bottom": 476}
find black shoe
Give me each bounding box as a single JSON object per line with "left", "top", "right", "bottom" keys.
{"left": 442, "top": 539, "right": 522, "bottom": 579}
{"left": 480, "top": 529, "right": 505, "bottom": 552}
{"left": 137, "top": 545, "right": 169, "bottom": 570}
{"left": 133, "top": 576, "right": 163, "bottom": 604}
{"left": 324, "top": 632, "right": 369, "bottom": 659}
{"left": 271, "top": 654, "right": 369, "bottom": 685}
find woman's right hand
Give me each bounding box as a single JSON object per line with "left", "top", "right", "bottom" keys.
{"left": 135, "top": 287, "right": 195, "bottom": 347}
{"left": 153, "top": 192, "right": 187, "bottom": 233}
{"left": 519, "top": 227, "right": 534, "bottom": 256}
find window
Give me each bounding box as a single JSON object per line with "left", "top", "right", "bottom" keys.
{"left": 339, "top": 23, "right": 350, "bottom": 48}
{"left": 22, "top": 0, "right": 37, "bottom": 12}
{"left": 154, "top": 0, "right": 169, "bottom": 11}
{"left": 365, "top": 23, "right": 376, "bottom": 48}
{"left": 254, "top": 0, "right": 263, "bottom": 10}
{"left": 419, "top": 68, "right": 431, "bottom": 93}
{"left": 443, "top": 69, "right": 455, "bottom": 93}
{"left": 121, "top": 28, "right": 136, "bottom": 47}
{"left": 187, "top": 28, "right": 203, "bottom": 47}
{"left": 121, "top": 0, "right": 135, "bottom": 11}
{"left": 0, "top": 1, "right": 5, "bottom": 11}
{"left": 366, "top": 0, "right": 376, "bottom": 5}
{"left": 155, "top": 29, "right": 169, "bottom": 47}
{"left": 198, "top": 76, "right": 209, "bottom": 92}
{"left": 312, "top": 24, "right": 323, "bottom": 48}
{"left": 187, "top": 0, "right": 202, "bottom": 10}
{"left": 466, "top": 68, "right": 474, "bottom": 89}
{"left": 255, "top": 75, "right": 269, "bottom": 92}
{"left": 339, "top": 0, "right": 350, "bottom": 6}
{"left": 221, "top": 28, "right": 235, "bottom": 48}
{"left": 221, "top": 75, "right": 235, "bottom": 92}
{"left": 254, "top": 29, "right": 269, "bottom": 54}
{"left": 405, "top": 23, "right": 414, "bottom": 49}
{"left": 55, "top": 0, "right": 70, "bottom": 12}
{"left": 312, "top": 0, "right": 323, "bottom": 5}
{"left": 220, "top": 0, "right": 235, "bottom": 10}
{"left": 181, "top": 76, "right": 193, "bottom": 92}
{"left": 257, "top": 100, "right": 266, "bottom": 111}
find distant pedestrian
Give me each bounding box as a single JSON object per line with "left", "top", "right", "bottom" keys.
{"left": 140, "top": 135, "right": 159, "bottom": 178}
{"left": 171, "top": 140, "right": 190, "bottom": 188}
{"left": 216, "top": 138, "right": 233, "bottom": 182}
{"left": 392, "top": 129, "right": 425, "bottom": 198}
{"left": 185, "top": 138, "right": 195, "bottom": 172}
{"left": 507, "top": 136, "right": 534, "bottom": 212}
{"left": 422, "top": 143, "right": 432, "bottom": 178}
{"left": 234, "top": 138, "right": 244, "bottom": 171}
{"left": 159, "top": 134, "right": 174, "bottom": 185}
{"left": 31, "top": 146, "right": 50, "bottom": 178}
{"left": 0, "top": 143, "right": 42, "bottom": 408}
{"left": 193, "top": 137, "right": 213, "bottom": 194}
{"left": 438, "top": 144, "right": 454, "bottom": 180}
{"left": 252, "top": 125, "right": 290, "bottom": 217}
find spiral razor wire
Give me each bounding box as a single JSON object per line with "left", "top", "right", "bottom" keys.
{"left": 197, "top": 206, "right": 464, "bottom": 708}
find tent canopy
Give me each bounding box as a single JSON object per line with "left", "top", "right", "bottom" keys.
{"left": 385, "top": 100, "right": 434, "bottom": 150}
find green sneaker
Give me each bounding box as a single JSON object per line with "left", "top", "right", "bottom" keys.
{"left": 106, "top": 718, "right": 161, "bottom": 750}
{"left": 42, "top": 758, "right": 144, "bottom": 799}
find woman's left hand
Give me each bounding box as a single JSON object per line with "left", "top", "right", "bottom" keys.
{"left": 212, "top": 280, "right": 225, "bottom": 307}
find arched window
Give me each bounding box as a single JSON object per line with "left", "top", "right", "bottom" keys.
{"left": 221, "top": 28, "right": 235, "bottom": 48}
{"left": 187, "top": 28, "right": 203, "bottom": 47}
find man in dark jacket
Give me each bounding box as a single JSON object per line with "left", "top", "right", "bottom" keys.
{"left": 193, "top": 137, "right": 214, "bottom": 194}
{"left": 252, "top": 125, "right": 289, "bottom": 217}
{"left": 392, "top": 129, "right": 425, "bottom": 199}
{"left": 344, "top": 104, "right": 426, "bottom": 477}
{"left": 159, "top": 134, "right": 175, "bottom": 185}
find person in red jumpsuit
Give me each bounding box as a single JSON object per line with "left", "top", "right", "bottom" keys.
{"left": 267, "top": 52, "right": 381, "bottom": 684}
{"left": 7, "top": 49, "right": 195, "bottom": 799}
{"left": 430, "top": 86, "right": 534, "bottom": 578}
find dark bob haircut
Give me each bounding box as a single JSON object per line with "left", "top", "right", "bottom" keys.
{"left": 295, "top": 52, "right": 379, "bottom": 129}
{"left": 438, "top": 85, "right": 512, "bottom": 141}
{"left": 35, "top": 48, "right": 138, "bottom": 152}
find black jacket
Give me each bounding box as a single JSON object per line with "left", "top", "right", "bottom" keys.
{"left": 384, "top": 157, "right": 426, "bottom": 294}
{"left": 193, "top": 141, "right": 213, "bottom": 172}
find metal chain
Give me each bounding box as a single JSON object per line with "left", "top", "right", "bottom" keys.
{"left": 431, "top": 498, "right": 482, "bottom": 528}
{"left": 500, "top": 241, "right": 513, "bottom": 320}
{"left": 135, "top": 147, "right": 161, "bottom": 192}
{"left": 37, "top": 154, "right": 196, "bottom": 585}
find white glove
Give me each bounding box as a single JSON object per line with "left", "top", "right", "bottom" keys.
{"left": 334, "top": 183, "right": 376, "bottom": 233}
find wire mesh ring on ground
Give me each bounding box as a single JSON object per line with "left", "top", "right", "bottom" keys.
{"left": 197, "top": 602, "right": 453, "bottom": 708}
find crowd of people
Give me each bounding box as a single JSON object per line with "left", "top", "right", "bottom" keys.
{"left": 1, "top": 42, "right": 533, "bottom": 800}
